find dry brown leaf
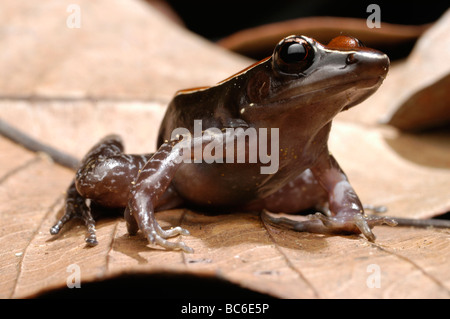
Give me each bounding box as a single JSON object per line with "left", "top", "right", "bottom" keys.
{"left": 218, "top": 16, "right": 429, "bottom": 60}
{"left": 0, "top": 0, "right": 449, "bottom": 299}
{"left": 383, "top": 9, "right": 450, "bottom": 131}
{"left": 337, "top": 9, "right": 450, "bottom": 132}
{"left": 0, "top": 0, "right": 251, "bottom": 101}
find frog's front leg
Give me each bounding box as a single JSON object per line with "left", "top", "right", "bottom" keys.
{"left": 126, "top": 128, "right": 243, "bottom": 252}
{"left": 125, "top": 139, "right": 194, "bottom": 253}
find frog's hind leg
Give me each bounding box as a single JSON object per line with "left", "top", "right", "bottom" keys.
{"left": 59, "top": 134, "right": 191, "bottom": 251}
{"left": 50, "top": 135, "right": 151, "bottom": 246}
{"left": 50, "top": 179, "right": 98, "bottom": 246}
{"left": 259, "top": 166, "right": 396, "bottom": 241}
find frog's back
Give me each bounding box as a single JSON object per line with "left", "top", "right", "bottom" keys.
{"left": 157, "top": 85, "right": 239, "bottom": 147}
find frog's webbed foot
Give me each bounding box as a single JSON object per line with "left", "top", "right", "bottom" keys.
{"left": 304, "top": 212, "right": 397, "bottom": 241}
{"left": 262, "top": 210, "right": 397, "bottom": 241}
{"left": 50, "top": 180, "right": 98, "bottom": 246}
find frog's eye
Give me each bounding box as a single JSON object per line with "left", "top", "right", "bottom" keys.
{"left": 279, "top": 41, "right": 308, "bottom": 63}
{"left": 273, "top": 37, "right": 314, "bottom": 74}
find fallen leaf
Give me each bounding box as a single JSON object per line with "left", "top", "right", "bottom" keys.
{"left": 383, "top": 9, "right": 450, "bottom": 131}
{"left": 218, "top": 16, "right": 430, "bottom": 60}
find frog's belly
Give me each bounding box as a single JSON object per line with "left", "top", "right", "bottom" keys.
{"left": 172, "top": 162, "right": 276, "bottom": 207}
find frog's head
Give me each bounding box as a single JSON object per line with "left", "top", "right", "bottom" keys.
{"left": 239, "top": 35, "right": 389, "bottom": 127}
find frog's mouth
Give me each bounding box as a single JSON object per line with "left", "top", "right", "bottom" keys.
{"left": 250, "top": 74, "right": 386, "bottom": 115}
{"left": 339, "top": 75, "right": 387, "bottom": 111}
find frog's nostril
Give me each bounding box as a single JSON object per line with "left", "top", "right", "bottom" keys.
{"left": 346, "top": 53, "right": 358, "bottom": 65}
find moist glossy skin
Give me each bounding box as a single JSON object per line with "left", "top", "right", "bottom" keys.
{"left": 50, "top": 35, "right": 394, "bottom": 252}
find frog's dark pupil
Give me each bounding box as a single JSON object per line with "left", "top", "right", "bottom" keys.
{"left": 280, "top": 42, "right": 307, "bottom": 63}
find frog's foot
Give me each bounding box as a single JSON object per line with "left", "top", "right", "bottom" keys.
{"left": 50, "top": 180, "right": 98, "bottom": 246}
{"left": 262, "top": 210, "right": 397, "bottom": 241}
{"left": 128, "top": 207, "right": 193, "bottom": 253}
{"left": 141, "top": 219, "right": 193, "bottom": 253}
{"left": 300, "top": 212, "right": 397, "bottom": 241}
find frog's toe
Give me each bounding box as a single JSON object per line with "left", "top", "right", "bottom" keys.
{"left": 146, "top": 228, "right": 193, "bottom": 253}
{"left": 305, "top": 212, "right": 397, "bottom": 241}
{"left": 154, "top": 235, "right": 194, "bottom": 253}
{"left": 50, "top": 212, "right": 74, "bottom": 235}
{"left": 81, "top": 201, "right": 98, "bottom": 246}
{"left": 137, "top": 215, "right": 193, "bottom": 252}
{"left": 155, "top": 224, "right": 190, "bottom": 238}
{"left": 50, "top": 190, "right": 79, "bottom": 235}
